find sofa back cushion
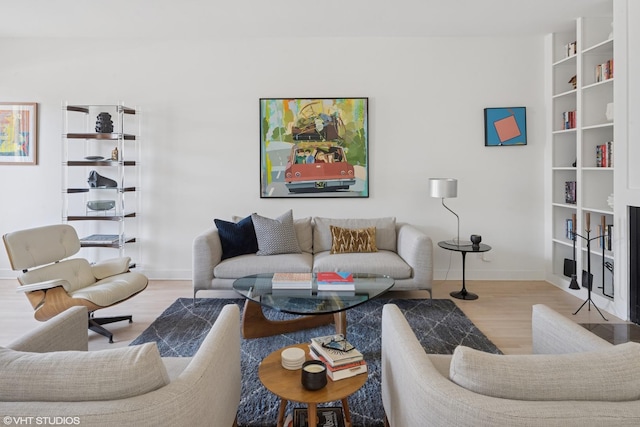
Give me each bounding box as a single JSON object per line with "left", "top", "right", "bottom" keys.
{"left": 449, "top": 342, "right": 640, "bottom": 401}
{"left": 313, "top": 217, "right": 396, "bottom": 253}
{"left": 0, "top": 342, "right": 170, "bottom": 402}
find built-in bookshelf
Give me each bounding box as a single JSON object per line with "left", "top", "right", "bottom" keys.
{"left": 547, "top": 12, "right": 615, "bottom": 304}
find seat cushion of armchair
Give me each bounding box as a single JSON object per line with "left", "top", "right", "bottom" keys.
{"left": 313, "top": 250, "right": 412, "bottom": 279}
{"left": 449, "top": 342, "right": 640, "bottom": 402}
{"left": 70, "top": 271, "right": 148, "bottom": 306}
{"left": 0, "top": 342, "right": 169, "bottom": 402}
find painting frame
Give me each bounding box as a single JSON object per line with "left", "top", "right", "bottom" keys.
{"left": 259, "top": 97, "right": 369, "bottom": 198}
{"left": 484, "top": 106, "right": 527, "bottom": 147}
{"left": 0, "top": 102, "right": 38, "bottom": 165}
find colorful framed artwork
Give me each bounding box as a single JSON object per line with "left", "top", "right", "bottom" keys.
{"left": 484, "top": 107, "right": 527, "bottom": 146}
{"left": 260, "top": 98, "right": 369, "bottom": 198}
{"left": 0, "top": 102, "right": 38, "bottom": 165}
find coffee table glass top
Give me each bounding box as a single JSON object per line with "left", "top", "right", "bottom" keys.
{"left": 233, "top": 273, "right": 394, "bottom": 315}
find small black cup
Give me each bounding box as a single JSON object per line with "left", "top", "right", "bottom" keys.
{"left": 301, "top": 360, "right": 327, "bottom": 391}
{"left": 470, "top": 234, "right": 482, "bottom": 249}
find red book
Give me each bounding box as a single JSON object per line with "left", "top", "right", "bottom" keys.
{"left": 317, "top": 272, "right": 353, "bottom": 283}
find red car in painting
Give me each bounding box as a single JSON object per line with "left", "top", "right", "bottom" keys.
{"left": 285, "top": 142, "right": 355, "bottom": 193}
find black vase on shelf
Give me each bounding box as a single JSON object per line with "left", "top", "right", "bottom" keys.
{"left": 470, "top": 234, "right": 482, "bottom": 250}
{"left": 95, "top": 112, "right": 113, "bottom": 133}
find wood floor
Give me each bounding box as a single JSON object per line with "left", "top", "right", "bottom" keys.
{"left": 0, "top": 279, "right": 627, "bottom": 354}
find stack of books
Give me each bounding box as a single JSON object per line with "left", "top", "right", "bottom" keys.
{"left": 291, "top": 407, "right": 345, "bottom": 427}
{"left": 271, "top": 273, "right": 312, "bottom": 290}
{"left": 316, "top": 272, "right": 355, "bottom": 291}
{"left": 309, "top": 334, "right": 367, "bottom": 381}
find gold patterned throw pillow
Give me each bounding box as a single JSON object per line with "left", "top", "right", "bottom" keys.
{"left": 330, "top": 226, "right": 378, "bottom": 254}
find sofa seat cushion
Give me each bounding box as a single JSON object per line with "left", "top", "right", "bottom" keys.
{"left": 449, "top": 342, "right": 640, "bottom": 402}
{"left": 314, "top": 217, "right": 397, "bottom": 253}
{"left": 313, "top": 250, "right": 411, "bottom": 279}
{"left": 214, "top": 253, "right": 313, "bottom": 279}
{"left": 0, "top": 342, "right": 169, "bottom": 402}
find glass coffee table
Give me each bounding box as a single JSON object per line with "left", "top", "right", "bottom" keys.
{"left": 233, "top": 273, "right": 394, "bottom": 339}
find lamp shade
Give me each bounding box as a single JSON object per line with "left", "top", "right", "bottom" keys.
{"left": 429, "top": 178, "right": 458, "bottom": 198}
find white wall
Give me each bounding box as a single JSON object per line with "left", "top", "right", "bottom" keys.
{"left": 0, "top": 35, "right": 546, "bottom": 280}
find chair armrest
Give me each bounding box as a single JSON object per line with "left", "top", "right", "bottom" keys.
{"left": 92, "top": 257, "right": 131, "bottom": 280}
{"left": 7, "top": 306, "right": 88, "bottom": 352}
{"left": 531, "top": 304, "right": 611, "bottom": 354}
{"left": 396, "top": 223, "right": 433, "bottom": 287}
{"left": 192, "top": 228, "right": 223, "bottom": 292}
{"left": 16, "top": 279, "right": 68, "bottom": 293}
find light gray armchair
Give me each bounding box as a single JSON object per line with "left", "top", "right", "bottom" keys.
{"left": 3, "top": 224, "right": 148, "bottom": 342}
{"left": 1, "top": 305, "right": 242, "bottom": 426}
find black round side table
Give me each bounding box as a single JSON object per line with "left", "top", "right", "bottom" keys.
{"left": 438, "top": 241, "right": 492, "bottom": 300}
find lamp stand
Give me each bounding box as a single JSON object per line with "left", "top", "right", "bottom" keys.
{"left": 441, "top": 199, "right": 471, "bottom": 246}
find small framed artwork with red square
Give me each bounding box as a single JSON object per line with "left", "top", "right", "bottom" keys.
{"left": 484, "top": 107, "right": 527, "bottom": 146}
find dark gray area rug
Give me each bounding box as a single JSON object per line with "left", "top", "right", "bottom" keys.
{"left": 131, "top": 298, "right": 501, "bottom": 427}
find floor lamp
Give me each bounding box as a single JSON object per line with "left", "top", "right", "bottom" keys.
{"left": 429, "top": 178, "right": 470, "bottom": 246}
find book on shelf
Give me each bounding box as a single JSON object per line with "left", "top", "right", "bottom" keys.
{"left": 564, "top": 41, "right": 577, "bottom": 58}
{"left": 310, "top": 334, "right": 363, "bottom": 367}
{"left": 566, "top": 218, "right": 574, "bottom": 240}
{"left": 80, "top": 234, "right": 120, "bottom": 244}
{"left": 562, "top": 111, "right": 576, "bottom": 130}
{"left": 595, "top": 59, "right": 614, "bottom": 82}
{"left": 564, "top": 181, "right": 577, "bottom": 204}
{"left": 309, "top": 346, "right": 367, "bottom": 381}
{"left": 271, "top": 272, "right": 312, "bottom": 289}
{"left": 596, "top": 141, "right": 614, "bottom": 167}
{"left": 317, "top": 271, "right": 355, "bottom": 291}
{"left": 293, "top": 407, "right": 345, "bottom": 427}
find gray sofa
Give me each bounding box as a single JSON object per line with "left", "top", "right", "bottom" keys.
{"left": 193, "top": 216, "right": 433, "bottom": 301}
{"left": 0, "top": 305, "right": 241, "bottom": 426}
{"left": 382, "top": 303, "right": 640, "bottom": 426}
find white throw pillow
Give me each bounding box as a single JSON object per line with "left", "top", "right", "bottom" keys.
{"left": 0, "top": 343, "right": 169, "bottom": 402}
{"left": 449, "top": 342, "right": 640, "bottom": 401}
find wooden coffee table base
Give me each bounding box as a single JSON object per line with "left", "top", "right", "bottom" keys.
{"left": 241, "top": 299, "right": 347, "bottom": 339}
{"left": 259, "top": 343, "right": 367, "bottom": 427}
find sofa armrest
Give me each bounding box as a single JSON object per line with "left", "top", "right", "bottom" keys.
{"left": 172, "top": 303, "right": 241, "bottom": 426}
{"left": 192, "top": 228, "right": 223, "bottom": 294}
{"left": 396, "top": 223, "right": 433, "bottom": 288}
{"left": 7, "top": 306, "right": 88, "bottom": 352}
{"left": 531, "top": 304, "right": 611, "bottom": 354}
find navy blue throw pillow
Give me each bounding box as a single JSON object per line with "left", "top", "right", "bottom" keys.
{"left": 214, "top": 216, "right": 259, "bottom": 260}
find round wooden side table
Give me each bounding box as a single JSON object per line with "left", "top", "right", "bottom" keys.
{"left": 258, "top": 343, "right": 367, "bottom": 427}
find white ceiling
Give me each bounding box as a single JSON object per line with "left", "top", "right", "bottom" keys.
{"left": 2, "top": 0, "right": 612, "bottom": 38}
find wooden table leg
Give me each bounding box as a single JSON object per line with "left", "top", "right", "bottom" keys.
{"left": 276, "top": 399, "right": 288, "bottom": 427}
{"left": 307, "top": 403, "right": 318, "bottom": 427}
{"left": 342, "top": 398, "right": 352, "bottom": 427}
{"left": 241, "top": 299, "right": 335, "bottom": 339}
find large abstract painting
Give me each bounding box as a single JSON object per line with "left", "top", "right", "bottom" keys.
{"left": 0, "top": 102, "right": 38, "bottom": 165}
{"left": 260, "top": 98, "right": 368, "bottom": 198}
